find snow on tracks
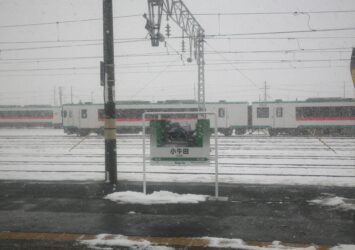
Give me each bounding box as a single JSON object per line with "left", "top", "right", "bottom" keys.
{"left": 0, "top": 128, "right": 354, "bottom": 186}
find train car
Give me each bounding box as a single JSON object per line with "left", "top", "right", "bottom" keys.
{"left": 62, "top": 101, "right": 249, "bottom": 136}
{"left": 0, "top": 106, "right": 62, "bottom": 128}
{"left": 251, "top": 98, "right": 355, "bottom": 136}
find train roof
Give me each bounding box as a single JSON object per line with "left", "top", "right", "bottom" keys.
{"left": 252, "top": 98, "right": 355, "bottom": 104}
{"left": 63, "top": 100, "right": 248, "bottom": 106}
{"left": 0, "top": 105, "right": 60, "bottom": 109}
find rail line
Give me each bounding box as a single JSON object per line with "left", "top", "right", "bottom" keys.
{"left": 0, "top": 131, "right": 354, "bottom": 186}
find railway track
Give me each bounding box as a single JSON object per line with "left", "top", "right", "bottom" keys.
{"left": 0, "top": 129, "right": 354, "bottom": 186}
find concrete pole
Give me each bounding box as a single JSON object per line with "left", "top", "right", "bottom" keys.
{"left": 103, "top": 0, "right": 117, "bottom": 185}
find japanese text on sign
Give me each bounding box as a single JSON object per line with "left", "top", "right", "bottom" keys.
{"left": 170, "top": 148, "right": 189, "bottom": 156}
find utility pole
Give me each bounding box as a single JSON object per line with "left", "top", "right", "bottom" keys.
{"left": 263, "top": 81, "right": 269, "bottom": 102}
{"left": 59, "top": 87, "right": 63, "bottom": 106}
{"left": 54, "top": 87, "right": 57, "bottom": 106}
{"left": 102, "top": 0, "right": 117, "bottom": 185}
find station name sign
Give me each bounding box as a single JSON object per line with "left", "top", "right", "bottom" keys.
{"left": 150, "top": 119, "right": 210, "bottom": 165}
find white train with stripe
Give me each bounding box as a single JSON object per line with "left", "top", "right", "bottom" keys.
{"left": 0, "top": 106, "right": 62, "bottom": 128}
{"left": 62, "top": 101, "right": 249, "bottom": 136}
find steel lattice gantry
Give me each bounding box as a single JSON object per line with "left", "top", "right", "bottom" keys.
{"left": 144, "top": 0, "right": 206, "bottom": 112}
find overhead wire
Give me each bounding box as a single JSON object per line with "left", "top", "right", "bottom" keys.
{"left": 128, "top": 58, "right": 180, "bottom": 99}
{"left": 0, "top": 57, "right": 350, "bottom": 66}
{"left": 0, "top": 8, "right": 352, "bottom": 99}
{"left": 1, "top": 35, "right": 355, "bottom": 45}
{"left": 193, "top": 10, "right": 355, "bottom": 15}
{"left": 205, "top": 41, "right": 269, "bottom": 89}
{"left": 0, "top": 28, "right": 354, "bottom": 50}
{"left": 0, "top": 38, "right": 148, "bottom": 52}
{"left": 0, "top": 46, "right": 352, "bottom": 60}
{"left": 206, "top": 27, "right": 355, "bottom": 37}
{"left": 0, "top": 63, "right": 349, "bottom": 73}
{"left": 0, "top": 9, "right": 354, "bottom": 29}
{"left": 0, "top": 14, "right": 141, "bottom": 29}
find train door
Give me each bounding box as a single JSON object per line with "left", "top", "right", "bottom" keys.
{"left": 78, "top": 108, "right": 90, "bottom": 128}
{"left": 78, "top": 108, "right": 82, "bottom": 129}
{"left": 217, "top": 106, "right": 228, "bottom": 128}
{"left": 62, "top": 106, "right": 76, "bottom": 134}
{"left": 272, "top": 106, "right": 285, "bottom": 128}
{"left": 77, "top": 108, "right": 90, "bottom": 136}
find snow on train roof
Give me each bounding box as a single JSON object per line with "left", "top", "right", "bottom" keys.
{"left": 252, "top": 98, "right": 355, "bottom": 104}
{"left": 0, "top": 105, "right": 61, "bottom": 110}
{"left": 62, "top": 100, "right": 249, "bottom": 106}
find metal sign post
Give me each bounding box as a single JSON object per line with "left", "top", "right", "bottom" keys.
{"left": 142, "top": 111, "right": 221, "bottom": 199}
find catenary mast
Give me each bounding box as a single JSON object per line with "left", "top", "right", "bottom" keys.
{"left": 144, "top": 0, "right": 206, "bottom": 112}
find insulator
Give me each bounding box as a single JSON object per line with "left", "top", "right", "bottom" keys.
{"left": 165, "top": 24, "right": 171, "bottom": 38}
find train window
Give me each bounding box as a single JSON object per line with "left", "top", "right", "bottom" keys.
{"left": 276, "top": 107, "right": 283, "bottom": 117}
{"left": 81, "top": 109, "right": 87, "bottom": 119}
{"left": 63, "top": 110, "right": 67, "bottom": 118}
{"left": 351, "top": 107, "right": 355, "bottom": 116}
{"left": 257, "top": 107, "right": 269, "bottom": 118}
{"left": 297, "top": 106, "right": 355, "bottom": 118}
{"left": 98, "top": 109, "right": 105, "bottom": 119}
{"left": 69, "top": 111, "right": 72, "bottom": 118}
{"left": 218, "top": 108, "right": 225, "bottom": 118}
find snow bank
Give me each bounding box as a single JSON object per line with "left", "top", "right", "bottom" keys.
{"left": 104, "top": 191, "right": 208, "bottom": 205}
{"left": 309, "top": 195, "right": 355, "bottom": 211}
{"left": 205, "top": 238, "right": 316, "bottom": 250}
{"left": 331, "top": 245, "right": 355, "bottom": 250}
{"left": 80, "top": 234, "right": 173, "bottom": 250}
{"left": 79, "top": 235, "right": 354, "bottom": 250}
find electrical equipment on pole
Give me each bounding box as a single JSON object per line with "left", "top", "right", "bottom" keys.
{"left": 143, "top": 0, "right": 206, "bottom": 112}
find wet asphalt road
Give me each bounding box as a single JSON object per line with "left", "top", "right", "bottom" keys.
{"left": 0, "top": 180, "right": 354, "bottom": 249}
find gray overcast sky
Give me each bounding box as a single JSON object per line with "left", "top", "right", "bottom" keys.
{"left": 0, "top": 0, "right": 354, "bottom": 105}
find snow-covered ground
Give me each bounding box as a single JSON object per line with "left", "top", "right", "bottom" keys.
{"left": 309, "top": 194, "right": 355, "bottom": 211}
{"left": 79, "top": 233, "right": 355, "bottom": 250}
{"left": 105, "top": 191, "right": 208, "bottom": 204}
{"left": 0, "top": 128, "right": 354, "bottom": 187}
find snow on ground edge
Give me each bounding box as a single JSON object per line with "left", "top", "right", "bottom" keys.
{"left": 104, "top": 191, "right": 208, "bottom": 204}
{"left": 79, "top": 234, "right": 355, "bottom": 250}
{"left": 308, "top": 195, "right": 355, "bottom": 211}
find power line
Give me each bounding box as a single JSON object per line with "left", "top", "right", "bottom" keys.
{"left": 208, "top": 36, "right": 355, "bottom": 40}
{"left": 206, "top": 27, "right": 355, "bottom": 37}
{"left": 204, "top": 47, "right": 352, "bottom": 55}
{"left": 128, "top": 59, "right": 179, "bottom": 99}
{"left": 0, "top": 42, "right": 102, "bottom": 52}
{"left": 1, "top": 32, "right": 354, "bottom": 48}
{"left": 0, "top": 66, "right": 96, "bottom": 73}
{"left": 0, "top": 9, "right": 354, "bottom": 29}
{"left": 0, "top": 46, "right": 352, "bottom": 59}
{"left": 193, "top": 10, "right": 355, "bottom": 16}
{"left": 0, "top": 64, "right": 348, "bottom": 77}
{"left": 0, "top": 38, "right": 146, "bottom": 45}
{"left": 0, "top": 14, "right": 140, "bottom": 29}
{"left": 0, "top": 38, "right": 147, "bottom": 52}
{"left": 0, "top": 58, "right": 349, "bottom": 66}
{"left": 0, "top": 27, "right": 354, "bottom": 51}
{"left": 205, "top": 41, "right": 260, "bottom": 89}
{"left": 0, "top": 57, "right": 350, "bottom": 72}
{"left": 118, "top": 65, "right": 348, "bottom": 73}
{"left": 1, "top": 35, "right": 355, "bottom": 45}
